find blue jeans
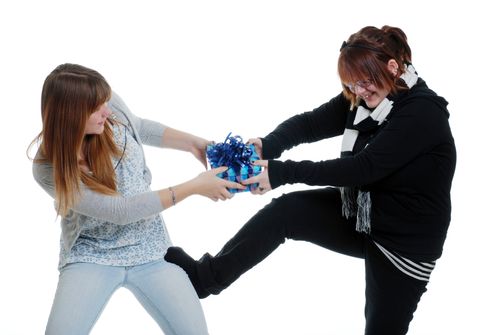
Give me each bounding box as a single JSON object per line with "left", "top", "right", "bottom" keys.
{"left": 45, "top": 260, "right": 209, "bottom": 335}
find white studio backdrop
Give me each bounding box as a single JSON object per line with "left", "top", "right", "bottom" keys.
{"left": 1, "top": 1, "right": 498, "bottom": 334}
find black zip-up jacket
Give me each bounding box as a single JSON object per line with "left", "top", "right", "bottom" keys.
{"left": 262, "top": 79, "right": 456, "bottom": 261}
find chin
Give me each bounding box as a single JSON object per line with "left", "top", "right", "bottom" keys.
{"left": 87, "top": 129, "right": 105, "bottom": 135}
{"left": 94, "top": 125, "right": 106, "bottom": 134}
{"left": 366, "top": 98, "right": 383, "bottom": 108}
{"left": 365, "top": 101, "right": 376, "bottom": 108}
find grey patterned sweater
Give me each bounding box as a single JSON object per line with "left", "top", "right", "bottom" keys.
{"left": 33, "top": 93, "right": 167, "bottom": 254}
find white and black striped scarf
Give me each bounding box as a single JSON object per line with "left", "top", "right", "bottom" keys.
{"left": 340, "top": 64, "right": 418, "bottom": 234}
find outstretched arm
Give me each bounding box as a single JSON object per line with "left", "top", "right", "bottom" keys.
{"left": 260, "top": 93, "right": 350, "bottom": 159}
{"left": 161, "top": 127, "right": 211, "bottom": 169}
{"left": 109, "top": 93, "right": 211, "bottom": 169}
{"left": 33, "top": 158, "right": 244, "bottom": 225}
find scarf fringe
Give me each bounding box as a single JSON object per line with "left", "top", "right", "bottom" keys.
{"left": 356, "top": 191, "right": 371, "bottom": 234}
{"left": 341, "top": 187, "right": 372, "bottom": 234}
{"left": 340, "top": 186, "right": 358, "bottom": 218}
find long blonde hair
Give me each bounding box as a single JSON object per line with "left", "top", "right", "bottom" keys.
{"left": 32, "top": 64, "right": 121, "bottom": 215}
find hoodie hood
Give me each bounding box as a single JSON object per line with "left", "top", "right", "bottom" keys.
{"left": 394, "top": 78, "right": 450, "bottom": 118}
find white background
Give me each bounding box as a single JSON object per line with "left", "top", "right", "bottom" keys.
{"left": 1, "top": 1, "right": 498, "bottom": 334}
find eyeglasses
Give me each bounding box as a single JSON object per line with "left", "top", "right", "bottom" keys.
{"left": 344, "top": 79, "right": 374, "bottom": 93}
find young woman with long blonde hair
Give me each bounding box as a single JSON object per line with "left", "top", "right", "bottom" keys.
{"left": 31, "top": 63, "right": 243, "bottom": 335}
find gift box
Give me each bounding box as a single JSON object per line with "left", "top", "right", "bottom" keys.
{"left": 206, "top": 133, "right": 262, "bottom": 193}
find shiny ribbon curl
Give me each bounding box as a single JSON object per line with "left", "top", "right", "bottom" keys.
{"left": 206, "top": 132, "right": 255, "bottom": 174}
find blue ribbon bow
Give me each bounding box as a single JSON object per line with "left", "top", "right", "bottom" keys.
{"left": 206, "top": 133, "right": 256, "bottom": 174}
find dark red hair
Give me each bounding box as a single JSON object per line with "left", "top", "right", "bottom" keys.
{"left": 338, "top": 26, "right": 412, "bottom": 106}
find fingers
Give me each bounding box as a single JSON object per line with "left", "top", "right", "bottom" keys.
{"left": 198, "top": 157, "right": 208, "bottom": 170}
{"left": 225, "top": 180, "right": 247, "bottom": 191}
{"left": 207, "top": 164, "right": 270, "bottom": 199}
{"left": 242, "top": 174, "right": 270, "bottom": 195}
{"left": 210, "top": 167, "right": 246, "bottom": 190}
{"left": 211, "top": 166, "right": 229, "bottom": 174}
{"left": 241, "top": 168, "right": 266, "bottom": 185}
{"left": 241, "top": 174, "right": 259, "bottom": 185}
{"left": 241, "top": 160, "right": 267, "bottom": 185}
{"left": 224, "top": 190, "right": 235, "bottom": 200}
{"left": 246, "top": 138, "right": 263, "bottom": 158}
{"left": 251, "top": 160, "right": 268, "bottom": 168}
{"left": 246, "top": 138, "right": 260, "bottom": 145}
{"left": 210, "top": 189, "right": 235, "bottom": 202}
{"left": 249, "top": 185, "right": 268, "bottom": 195}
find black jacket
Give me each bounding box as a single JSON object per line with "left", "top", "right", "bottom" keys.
{"left": 262, "top": 79, "right": 456, "bottom": 261}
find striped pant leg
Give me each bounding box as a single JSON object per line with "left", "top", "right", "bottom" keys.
{"left": 363, "top": 240, "right": 429, "bottom": 335}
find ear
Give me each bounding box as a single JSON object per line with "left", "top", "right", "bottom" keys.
{"left": 387, "top": 59, "right": 399, "bottom": 76}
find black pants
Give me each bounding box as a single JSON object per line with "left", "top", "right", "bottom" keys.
{"left": 196, "top": 188, "right": 428, "bottom": 334}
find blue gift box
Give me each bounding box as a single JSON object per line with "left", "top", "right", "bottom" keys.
{"left": 206, "top": 134, "right": 262, "bottom": 193}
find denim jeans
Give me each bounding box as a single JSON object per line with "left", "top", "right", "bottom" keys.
{"left": 45, "top": 260, "right": 209, "bottom": 335}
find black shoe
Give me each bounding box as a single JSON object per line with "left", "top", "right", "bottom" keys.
{"left": 165, "top": 246, "right": 211, "bottom": 299}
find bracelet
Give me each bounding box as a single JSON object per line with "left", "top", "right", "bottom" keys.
{"left": 168, "top": 187, "right": 176, "bottom": 206}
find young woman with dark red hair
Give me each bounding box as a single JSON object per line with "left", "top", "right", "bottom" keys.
{"left": 165, "top": 26, "right": 456, "bottom": 334}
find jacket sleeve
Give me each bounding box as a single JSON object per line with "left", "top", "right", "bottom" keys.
{"left": 268, "top": 99, "right": 451, "bottom": 188}
{"left": 261, "top": 93, "right": 350, "bottom": 159}
{"left": 32, "top": 156, "right": 164, "bottom": 225}
{"left": 108, "top": 93, "right": 167, "bottom": 148}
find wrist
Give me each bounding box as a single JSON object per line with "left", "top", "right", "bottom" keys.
{"left": 193, "top": 136, "right": 209, "bottom": 151}
{"left": 159, "top": 181, "right": 195, "bottom": 208}
{"left": 185, "top": 177, "right": 201, "bottom": 196}
{"left": 168, "top": 187, "right": 176, "bottom": 206}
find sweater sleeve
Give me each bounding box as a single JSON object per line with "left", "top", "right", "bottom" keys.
{"left": 261, "top": 93, "right": 350, "bottom": 159}
{"left": 268, "top": 98, "right": 450, "bottom": 188}
{"left": 32, "top": 157, "right": 164, "bottom": 225}
{"left": 108, "top": 93, "right": 166, "bottom": 147}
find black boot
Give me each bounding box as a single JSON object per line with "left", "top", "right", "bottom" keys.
{"left": 165, "top": 195, "right": 298, "bottom": 298}
{"left": 165, "top": 247, "right": 217, "bottom": 299}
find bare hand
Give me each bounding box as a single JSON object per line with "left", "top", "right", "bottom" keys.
{"left": 191, "top": 138, "right": 213, "bottom": 169}
{"left": 193, "top": 166, "right": 246, "bottom": 201}
{"left": 246, "top": 138, "right": 263, "bottom": 159}
{"left": 242, "top": 160, "right": 271, "bottom": 195}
